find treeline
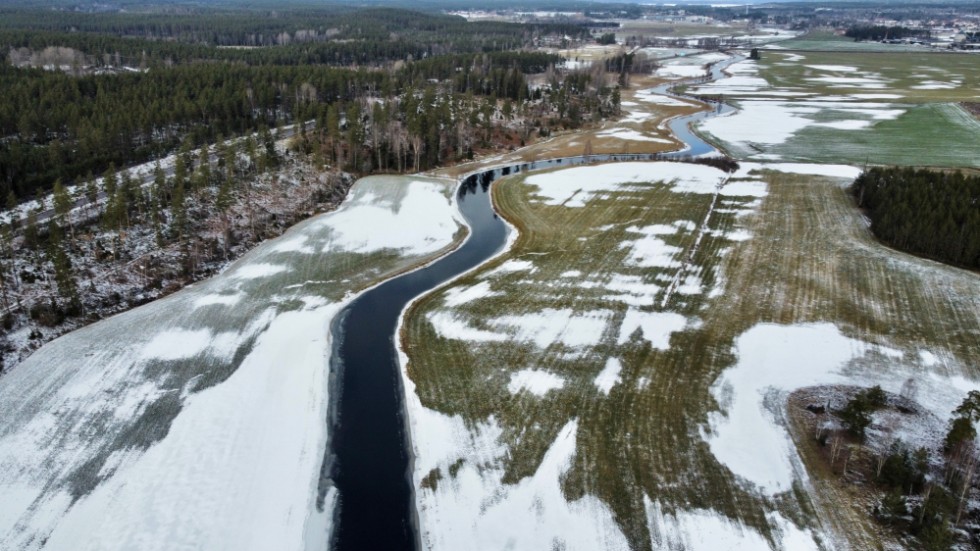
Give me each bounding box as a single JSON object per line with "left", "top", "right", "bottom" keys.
{"left": 0, "top": 49, "right": 573, "bottom": 202}
{"left": 0, "top": 127, "right": 352, "bottom": 363}
{"left": 844, "top": 25, "right": 930, "bottom": 41}
{"left": 851, "top": 167, "right": 980, "bottom": 270}
{"left": 0, "top": 63, "right": 379, "bottom": 199}
{"left": 298, "top": 71, "right": 619, "bottom": 175}
{"left": 0, "top": 7, "right": 589, "bottom": 52}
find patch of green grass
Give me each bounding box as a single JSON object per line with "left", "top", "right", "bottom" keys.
{"left": 762, "top": 103, "right": 980, "bottom": 168}
{"left": 777, "top": 30, "right": 933, "bottom": 53}
{"left": 760, "top": 50, "right": 980, "bottom": 103}
{"left": 694, "top": 48, "right": 980, "bottom": 167}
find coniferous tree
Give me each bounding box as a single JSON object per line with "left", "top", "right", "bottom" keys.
{"left": 46, "top": 221, "right": 80, "bottom": 313}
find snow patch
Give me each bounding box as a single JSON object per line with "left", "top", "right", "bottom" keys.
{"left": 140, "top": 329, "right": 212, "bottom": 361}
{"left": 618, "top": 309, "right": 688, "bottom": 349}
{"left": 508, "top": 369, "right": 565, "bottom": 396}
{"left": 318, "top": 180, "right": 460, "bottom": 255}
{"left": 704, "top": 323, "right": 863, "bottom": 493}
{"left": 493, "top": 309, "right": 611, "bottom": 350}
{"left": 594, "top": 358, "right": 623, "bottom": 395}
{"left": 230, "top": 263, "right": 288, "bottom": 280}
{"left": 442, "top": 281, "right": 498, "bottom": 308}
{"left": 735, "top": 162, "right": 862, "bottom": 180}
{"left": 413, "top": 419, "right": 631, "bottom": 550}
{"left": 193, "top": 293, "right": 244, "bottom": 309}
{"left": 427, "top": 311, "right": 508, "bottom": 343}
{"left": 525, "top": 162, "right": 727, "bottom": 208}
{"left": 596, "top": 128, "right": 672, "bottom": 143}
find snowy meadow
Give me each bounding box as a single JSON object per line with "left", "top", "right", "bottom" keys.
{"left": 0, "top": 176, "right": 465, "bottom": 551}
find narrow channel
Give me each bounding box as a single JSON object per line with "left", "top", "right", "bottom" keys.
{"left": 325, "top": 55, "right": 742, "bottom": 551}
{"left": 324, "top": 173, "right": 505, "bottom": 551}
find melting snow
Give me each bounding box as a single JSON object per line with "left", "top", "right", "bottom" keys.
{"left": 704, "top": 323, "right": 861, "bottom": 493}
{"left": 230, "top": 263, "right": 288, "bottom": 280}
{"left": 655, "top": 65, "right": 707, "bottom": 79}
{"left": 734, "top": 162, "right": 862, "bottom": 180}
{"left": 442, "top": 281, "right": 498, "bottom": 307}
{"left": 720, "top": 180, "right": 768, "bottom": 198}
{"left": 508, "top": 369, "right": 566, "bottom": 396}
{"left": 621, "top": 225, "right": 684, "bottom": 269}
{"left": 618, "top": 309, "right": 688, "bottom": 349}
{"left": 140, "top": 329, "right": 212, "bottom": 361}
{"left": 493, "top": 309, "right": 611, "bottom": 350}
{"left": 193, "top": 293, "right": 244, "bottom": 309}
{"left": 484, "top": 259, "right": 535, "bottom": 277}
{"left": 525, "top": 162, "right": 727, "bottom": 208}
{"left": 317, "top": 180, "right": 460, "bottom": 255}
{"left": 634, "top": 90, "right": 694, "bottom": 107}
{"left": 411, "top": 419, "right": 631, "bottom": 550}
{"left": 427, "top": 311, "right": 508, "bottom": 343}
{"left": 596, "top": 128, "right": 672, "bottom": 143}
{"left": 594, "top": 358, "right": 623, "bottom": 395}
{"left": 644, "top": 497, "right": 819, "bottom": 550}
{"left": 805, "top": 64, "right": 858, "bottom": 72}
{"left": 0, "top": 175, "right": 463, "bottom": 551}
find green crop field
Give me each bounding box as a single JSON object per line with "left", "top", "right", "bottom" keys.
{"left": 690, "top": 47, "right": 980, "bottom": 168}
{"left": 775, "top": 30, "right": 934, "bottom": 52}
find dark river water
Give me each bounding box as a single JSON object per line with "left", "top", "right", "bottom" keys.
{"left": 326, "top": 56, "right": 742, "bottom": 551}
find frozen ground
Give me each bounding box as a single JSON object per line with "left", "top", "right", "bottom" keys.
{"left": 0, "top": 175, "right": 464, "bottom": 551}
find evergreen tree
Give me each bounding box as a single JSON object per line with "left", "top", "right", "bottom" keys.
{"left": 23, "top": 208, "right": 39, "bottom": 250}
{"left": 46, "top": 221, "right": 80, "bottom": 313}
{"left": 6, "top": 191, "right": 19, "bottom": 231}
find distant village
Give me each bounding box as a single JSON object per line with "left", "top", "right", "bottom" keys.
{"left": 449, "top": 3, "right": 980, "bottom": 51}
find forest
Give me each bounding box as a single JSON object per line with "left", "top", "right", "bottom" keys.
{"left": 0, "top": 7, "right": 597, "bottom": 203}
{"left": 0, "top": 7, "right": 590, "bottom": 50}
{"left": 844, "top": 25, "right": 931, "bottom": 41}
{"left": 851, "top": 167, "right": 980, "bottom": 270}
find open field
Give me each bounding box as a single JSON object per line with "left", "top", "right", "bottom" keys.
{"left": 772, "top": 30, "right": 940, "bottom": 53}
{"left": 692, "top": 50, "right": 980, "bottom": 168}
{"left": 759, "top": 50, "right": 980, "bottom": 103}
{"left": 400, "top": 160, "right": 980, "bottom": 549}
{"left": 616, "top": 19, "right": 797, "bottom": 44}
{"left": 0, "top": 176, "right": 464, "bottom": 551}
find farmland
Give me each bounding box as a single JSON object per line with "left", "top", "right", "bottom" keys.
{"left": 1, "top": 6, "right": 977, "bottom": 548}
{"left": 400, "top": 158, "right": 980, "bottom": 549}
{"left": 401, "top": 45, "right": 980, "bottom": 548}
{"left": 692, "top": 49, "right": 980, "bottom": 168}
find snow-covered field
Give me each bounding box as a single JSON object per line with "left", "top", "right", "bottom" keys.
{"left": 0, "top": 175, "right": 464, "bottom": 550}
